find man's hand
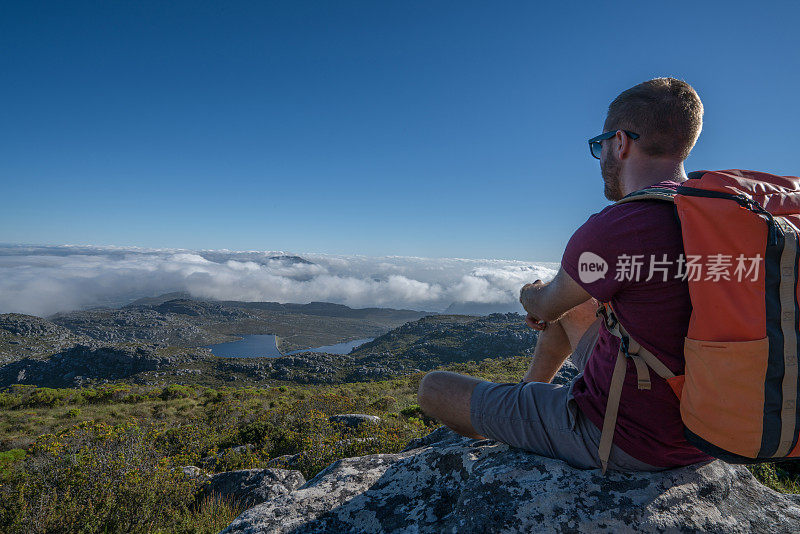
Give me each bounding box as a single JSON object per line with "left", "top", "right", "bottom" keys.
{"left": 518, "top": 268, "right": 593, "bottom": 330}
{"left": 520, "top": 280, "right": 548, "bottom": 331}
{"left": 524, "top": 313, "right": 548, "bottom": 331}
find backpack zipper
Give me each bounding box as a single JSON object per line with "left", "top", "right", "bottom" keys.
{"left": 676, "top": 185, "right": 781, "bottom": 246}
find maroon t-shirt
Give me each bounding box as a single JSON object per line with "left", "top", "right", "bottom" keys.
{"left": 561, "top": 180, "right": 713, "bottom": 468}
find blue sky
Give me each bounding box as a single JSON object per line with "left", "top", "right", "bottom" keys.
{"left": 2, "top": 1, "right": 798, "bottom": 262}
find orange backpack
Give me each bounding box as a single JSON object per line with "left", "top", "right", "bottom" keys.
{"left": 594, "top": 169, "right": 800, "bottom": 473}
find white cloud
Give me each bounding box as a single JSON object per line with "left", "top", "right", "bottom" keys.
{"left": 0, "top": 245, "right": 558, "bottom": 316}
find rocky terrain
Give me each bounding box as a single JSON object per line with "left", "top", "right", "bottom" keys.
{"left": 351, "top": 312, "right": 538, "bottom": 367}
{"left": 0, "top": 314, "right": 92, "bottom": 364}
{"left": 212, "top": 425, "right": 800, "bottom": 533}
{"left": 0, "top": 344, "right": 205, "bottom": 388}
{"left": 0, "top": 307, "right": 539, "bottom": 388}
{"left": 48, "top": 297, "right": 427, "bottom": 352}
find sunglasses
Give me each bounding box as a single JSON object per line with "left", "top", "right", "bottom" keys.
{"left": 588, "top": 130, "right": 640, "bottom": 159}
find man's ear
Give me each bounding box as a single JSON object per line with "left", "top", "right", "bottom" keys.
{"left": 614, "top": 129, "right": 631, "bottom": 160}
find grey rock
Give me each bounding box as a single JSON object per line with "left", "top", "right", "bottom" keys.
{"left": 399, "top": 425, "right": 454, "bottom": 452}
{"left": 333, "top": 437, "right": 379, "bottom": 448}
{"left": 0, "top": 344, "right": 167, "bottom": 387}
{"left": 222, "top": 427, "right": 800, "bottom": 534}
{"left": 328, "top": 414, "right": 382, "bottom": 429}
{"left": 227, "top": 444, "right": 255, "bottom": 455}
{"left": 265, "top": 453, "right": 304, "bottom": 469}
{"left": 200, "top": 444, "right": 256, "bottom": 468}
{"left": 202, "top": 468, "right": 306, "bottom": 508}
{"left": 0, "top": 313, "right": 72, "bottom": 337}
{"left": 179, "top": 465, "right": 211, "bottom": 483}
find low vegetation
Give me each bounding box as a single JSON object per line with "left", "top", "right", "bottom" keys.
{"left": 0, "top": 356, "right": 528, "bottom": 533}
{"left": 0, "top": 353, "right": 797, "bottom": 533}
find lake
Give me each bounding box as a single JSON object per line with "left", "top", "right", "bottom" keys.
{"left": 204, "top": 334, "right": 373, "bottom": 358}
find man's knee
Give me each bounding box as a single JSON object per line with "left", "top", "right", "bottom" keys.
{"left": 417, "top": 370, "right": 447, "bottom": 412}
{"left": 561, "top": 298, "right": 599, "bottom": 325}
{"left": 559, "top": 298, "right": 600, "bottom": 348}
{"left": 417, "top": 370, "right": 485, "bottom": 439}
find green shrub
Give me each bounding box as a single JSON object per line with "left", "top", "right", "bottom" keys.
{"left": 167, "top": 492, "right": 246, "bottom": 534}
{"left": 23, "top": 388, "right": 74, "bottom": 408}
{"left": 0, "top": 449, "right": 25, "bottom": 480}
{"left": 0, "top": 421, "right": 199, "bottom": 533}
{"left": 161, "top": 384, "right": 195, "bottom": 401}
{"left": 370, "top": 395, "right": 397, "bottom": 410}
{"left": 80, "top": 385, "right": 131, "bottom": 405}
{"left": 122, "top": 393, "right": 147, "bottom": 404}
{"left": 400, "top": 404, "right": 423, "bottom": 417}
{"left": 400, "top": 404, "right": 436, "bottom": 426}
{"left": 58, "top": 408, "right": 81, "bottom": 419}
{"left": 156, "top": 423, "right": 215, "bottom": 464}
{"left": 749, "top": 463, "right": 800, "bottom": 493}
{"left": 237, "top": 420, "right": 273, "bottom": 447}
{"left": 0, "top": 392, "right": 19, "bottom": 409}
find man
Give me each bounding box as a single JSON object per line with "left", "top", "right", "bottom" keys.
{"left": 417, "top": 77, "right": 713, "bottom": 471}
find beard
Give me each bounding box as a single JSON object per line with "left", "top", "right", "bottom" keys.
{"left": 601, "top": 149, "right": 623, "bottom": 201}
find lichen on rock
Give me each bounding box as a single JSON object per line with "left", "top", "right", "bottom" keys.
{"left": 221, "top": 426, "right": 800, "bottom": 533}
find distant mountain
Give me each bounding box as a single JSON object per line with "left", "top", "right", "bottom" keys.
{"left": 197, "top": 252, "right": 314, "bottom": 267}
{"left": 218, "top": 300, "right": 431, "bottom": 322}
{"left": 0, "top": 311, "right": 540, "bottom": 388}
{"left": 127, "top": 293, "right": 432, "bottom": 323}
{"left": 22, "top": 295, "right": 431, "bottom": 356}
{"left": 443, "top": 301, "right": 525, "bottom": 316}
{"left": 349, "top": 312, "right": 538, "bottom": 371}
{"left": 125, "top": 292, "right": 194, "bottom": 307}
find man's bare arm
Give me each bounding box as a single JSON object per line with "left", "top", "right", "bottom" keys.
{"left": 518, "top": 268, "right": 597, "bottom": 383}
{"left": 522, "top": 319, "right": 572, "bottom": 383}
{"left": 519, "top": 267, "right": 593, "bottom": 324}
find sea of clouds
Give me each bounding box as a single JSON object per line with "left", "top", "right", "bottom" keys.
{"left": 0, "top": 245, "right": 559, "bottom": 317}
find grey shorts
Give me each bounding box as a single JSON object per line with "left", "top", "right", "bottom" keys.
{"left": 469, "top": 317, "right": 660, "bottom": 472}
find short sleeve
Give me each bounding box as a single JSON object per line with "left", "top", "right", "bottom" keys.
{"left": 561, "top": 206, "right": 645, "bottom": 303}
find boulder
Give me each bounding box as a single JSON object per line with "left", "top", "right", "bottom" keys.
{"left": 199, "top": 444, "right": 256, "bottom": 468}
{"left": 178, "top": 465, "right": 211, "bottom": 483}
{"left": 222, "top": 426, "right": 800, "bottom": 533}
{"left": 266, "top": 453, "right": 304, "bottom": 469}
{"left": 328, "top": 414, "right": 382, "bottom": 429}
{"left": 202, "top": 468, "right": 305, "bottom": 508}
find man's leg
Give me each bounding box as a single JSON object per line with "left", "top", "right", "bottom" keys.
{"left": 558, "top": 298, "right": 600, "bottom": 349}
{"left": 417, "top": 298, "right": 600, "bottom": 439}
{"left": 522, "top": 298, "right": 600, "bottom": 382}
{"left": 417, "top": 371, "right": 487, "bottom": 439}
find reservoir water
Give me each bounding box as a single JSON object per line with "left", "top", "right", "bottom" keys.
{"left": 204, "top": 334, "right": 373, "bottom": 358}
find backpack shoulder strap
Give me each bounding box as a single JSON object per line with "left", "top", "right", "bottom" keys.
{"left": 614, "top": 186, "right": 676, "bottom": 206}
{"left": 594, "top": 302, "right": 675, "bottom": 474}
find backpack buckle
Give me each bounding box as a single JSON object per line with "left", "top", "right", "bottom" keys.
{"left": 595, "top": 303, "right": 618, "bottom": 329}
{"left": 619, "top": 334, "right": 631, "bottom": 358}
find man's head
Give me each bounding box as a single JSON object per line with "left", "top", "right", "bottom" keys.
{"left": 598, "top": 77, "right": 704, "bottom": 200}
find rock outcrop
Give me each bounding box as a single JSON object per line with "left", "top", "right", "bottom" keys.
{"left": 0, "top": 314, "right": 73, "bottom": 337}
{"left": 50, "top": 306, "right": 217, "bottom": 346}
{"left": 222, "top": 426, "right": 800, "bottom": 533}
{"left": 202, "top": 468, "right": 306, "bottom": 508}
{"left": 0, "top": 313, "right": 90, "bottom": 363}
{"left": 328, "top": 414, "right": 382, "bottom": 429}
{"left": 350, "top": 313, "right": 541, "bottom": 371}
{"left": 0, "top": 344, "right": 182, "bottom": 387}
